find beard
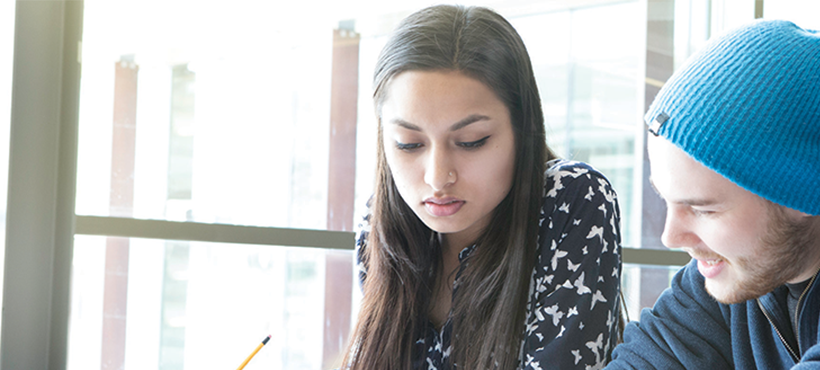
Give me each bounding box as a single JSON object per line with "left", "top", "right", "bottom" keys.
{"left": 705, "top": 203, "right": 819, "bottom": 305}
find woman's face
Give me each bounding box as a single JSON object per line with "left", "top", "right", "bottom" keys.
{"left": 381, "top": 70, "right": 516, "bottom": 248}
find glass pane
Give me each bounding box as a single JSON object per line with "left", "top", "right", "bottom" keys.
{"left": 764, "top": 0, "right": 820, "bottom": 29}
{"left": 77, "top": 0, "right": 648, "bottom": 235}
{"left": 712, "top": 0, "right": 756, "bottom": 33}
{"left": 355, "top": 2, "right": 644, "bottom": 245}
{"left": 621, "top": 263, "right": 678, "bottom": 319}
{"left": 0, "top": 0, "right": 15, "bottom": 337}
{"left": 77, "top": 0, "right": 551, "bottom": 232}
{"left": 67, "top": 235, "right": 357, "bottom": 370}
{"left": 76, "top": 2, "right": 339, "bottom": 230}
{"left": 512, "top": 2, "right": 642, "bottom": 247}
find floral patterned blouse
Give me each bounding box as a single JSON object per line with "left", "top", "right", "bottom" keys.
{"left": 355, "top": 159, "right": 622, "bottom": 369}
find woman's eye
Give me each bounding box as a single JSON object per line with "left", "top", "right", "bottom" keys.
{"left": 396, "top": 142, "right": 422, "bottom": 151}
{"left": 458, "top": 135, "right": 490, "bottom": 149}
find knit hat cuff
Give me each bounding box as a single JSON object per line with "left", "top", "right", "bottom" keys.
{"left": 643, "top": 20, "right": 820, "bottom": 216}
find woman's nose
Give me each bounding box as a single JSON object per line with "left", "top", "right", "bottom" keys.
{"left": 423, "top": 145, "right": 456, "bottom": 191}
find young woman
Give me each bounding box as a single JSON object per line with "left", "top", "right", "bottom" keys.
{"left": 344, "top": 5, "right": 622, "bottom": 369}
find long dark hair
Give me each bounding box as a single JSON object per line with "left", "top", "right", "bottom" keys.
{"left": 344, "top": 5, "right": 555, "bottom": 369}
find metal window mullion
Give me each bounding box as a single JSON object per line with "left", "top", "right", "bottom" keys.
{"left": 74, "top": 215, "right": 356, "bottom": 250}
{"left": 3, "top": 1, "right": 83, "bottom": 369}
{"left": 74, "top": 215, "right": 690, "bottom": 266}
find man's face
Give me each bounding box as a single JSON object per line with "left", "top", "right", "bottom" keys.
{"left": 647, "top": 135, "right": 816, "bottom": 304}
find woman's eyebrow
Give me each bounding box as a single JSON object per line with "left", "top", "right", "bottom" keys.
{"left": 449, "top": 114, "right": 490, "bottom": 131}
{"left": 390, "top": 118, "right": 422, "bottom": 131}
{"left": 389, "top": 114, "right": 491, "bottom": 132}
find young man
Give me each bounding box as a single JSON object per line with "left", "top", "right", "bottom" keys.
{"left": 607, "top": 20, "right": 820, "bottom": 369}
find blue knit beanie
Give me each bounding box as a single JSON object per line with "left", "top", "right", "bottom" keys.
{"left": 645, "top": 19, "right": 820, "bottom": 215}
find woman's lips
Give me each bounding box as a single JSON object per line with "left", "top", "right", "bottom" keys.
{"left": 423, "top": 197, "right": 465, "bottom": 217}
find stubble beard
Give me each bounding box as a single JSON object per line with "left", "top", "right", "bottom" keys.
{"left": 706, "top": 204, "right": 818, "bottom": 305}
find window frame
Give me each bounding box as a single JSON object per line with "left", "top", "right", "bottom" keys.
{"left": 3, "top": 0, "right": 709, "bottom": 368}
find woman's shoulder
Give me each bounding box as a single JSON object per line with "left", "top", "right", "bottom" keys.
{"left": 543, "top": 158, "right": 614, "bottom": 200}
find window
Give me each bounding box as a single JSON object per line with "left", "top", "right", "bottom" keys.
{"left": 72, "top": 2, "right": 353, "bottom": 369}
{"left": 10, "top": 0, "right": 816, "bottom": 369}
{"left": 764, "top": 0, "right": 820, "bottom": 29}
{"left": 71, "top": 2, "right": 681, "bottom": 368}
{"left": 69, "top": 236, "right": 345, "bottom": 370}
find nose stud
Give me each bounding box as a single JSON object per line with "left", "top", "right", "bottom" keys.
{"left": 449, "top": 172, "right": 454, "bottom": 177}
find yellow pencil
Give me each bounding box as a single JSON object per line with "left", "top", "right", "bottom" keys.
{"left": 237, "top": 335, "right": 271, "bottom": 370}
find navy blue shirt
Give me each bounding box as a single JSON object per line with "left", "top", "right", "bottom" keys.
{"left": 356, "top": 160, "right": 623, "bottom": 369}
{"left": 608, "top": 259, "right": 820, "bottom": 369}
